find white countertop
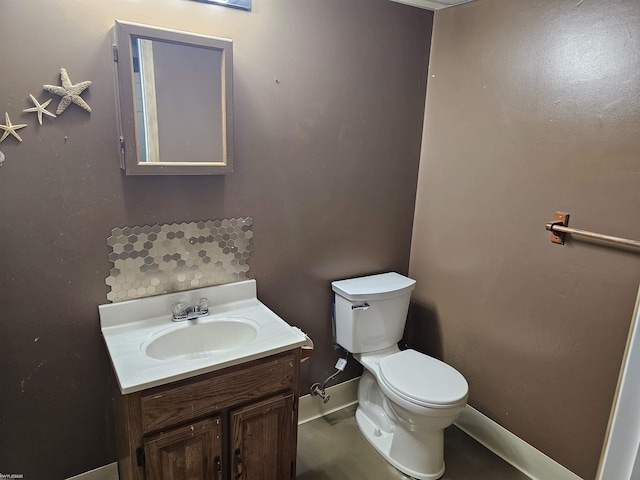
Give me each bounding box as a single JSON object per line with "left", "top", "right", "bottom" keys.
{"left": 99, "top": 280, "right": 307, "bottom": 394}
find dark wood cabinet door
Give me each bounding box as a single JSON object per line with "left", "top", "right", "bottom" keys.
{"left": 230, "top": 394, "right": 295, "bottom": 480}
{"left": 144, "top": 416, "right": 223, "bottom": 480}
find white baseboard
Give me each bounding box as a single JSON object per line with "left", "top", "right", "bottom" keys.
{"left": 455, "top": 405, "right": 582, "bottom": 480}
{"left": 298, "top": 377, "right": 359, "bottom": 424}
{"left": 65, "top": 462, "right": 118, "bottom": 480}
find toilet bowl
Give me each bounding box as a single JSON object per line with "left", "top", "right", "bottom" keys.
{"left": 355, "top": 346, "right": 468, "bottom": 479}
{"left": 332, "top": 273, "right": 469, "bottom": 480}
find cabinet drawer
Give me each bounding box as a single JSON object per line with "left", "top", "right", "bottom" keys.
{"left": 140, "top": 352, "right": 296, "bottom": 434}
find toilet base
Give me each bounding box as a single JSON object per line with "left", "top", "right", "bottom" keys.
{"left": 355, "top": 406, "right": 445, "bottom": 480}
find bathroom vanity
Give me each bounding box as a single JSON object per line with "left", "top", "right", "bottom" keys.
{"left": 99, "top": 280, "right": 307, "bottom": 480}
{"left": 112, "top": 348, "right": 300, "bottom": 480}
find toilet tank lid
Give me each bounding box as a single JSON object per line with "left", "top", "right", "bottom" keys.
{"left": 331, "top": 272, "right": 416, "bottom": 301}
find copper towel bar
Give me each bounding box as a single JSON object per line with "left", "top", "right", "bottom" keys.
{"left": 546, "top": 212, "right": 640, "bottom": 249}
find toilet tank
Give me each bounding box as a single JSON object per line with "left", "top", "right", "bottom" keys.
{"left": 332, "top": 272, "right": 416, "bottom": 353}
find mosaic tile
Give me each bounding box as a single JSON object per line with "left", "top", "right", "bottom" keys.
{"left": 105, "top": 217, "right": 253, "bottom": 302}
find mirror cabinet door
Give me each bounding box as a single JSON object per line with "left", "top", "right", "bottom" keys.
{"left": 114, "top": 20, "right": 233, "bottom": 175}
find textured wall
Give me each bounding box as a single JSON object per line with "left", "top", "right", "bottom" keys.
{"left": 0, "top": 1, "right": 431, "bottom": 478}
{"left": 409, "top": 0, "right": 640, "bottom": 478}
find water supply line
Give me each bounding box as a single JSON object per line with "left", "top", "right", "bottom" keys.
{"left": 310, "top": 356, "right": 348, "bottom": 403}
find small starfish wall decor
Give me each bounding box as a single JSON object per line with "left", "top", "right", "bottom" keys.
{"left": 22, "top": 94, "right": 57, "bottom": 125}
{"left": 43, "top": 68, "right": 92, "bottom": 114}
{"left": 0, "top": 112, "right": 28, "bottom": 143}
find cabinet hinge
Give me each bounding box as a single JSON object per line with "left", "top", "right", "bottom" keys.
{"left": 113, "top": 44, "right": 119, "bottom": 63}
{"left": 119, "top": 136, "right": 126, "bottom": 168}
{"left": 136, "top": 447, "right": 145, "bottom": 467}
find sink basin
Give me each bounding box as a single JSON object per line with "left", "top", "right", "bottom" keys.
{"left": 99, "top": 279, "right": 308, "bottom": 393}
{"left": 144, "top": 317, "right": 259, "bottom": 360}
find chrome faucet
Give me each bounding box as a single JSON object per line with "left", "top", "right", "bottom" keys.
{"left": 171, "top": 298, "right": 209, "bottom": 322}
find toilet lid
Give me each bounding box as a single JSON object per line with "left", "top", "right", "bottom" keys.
{"left": 378, "top": 350, "right": 468, "bottom": 407}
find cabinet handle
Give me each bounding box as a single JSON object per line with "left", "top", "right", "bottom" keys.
{"left": 234, "top": 448, "right": 243, "bottom": 479}
{"left": 213, "top": 455, "right": 222, "bottom": 474}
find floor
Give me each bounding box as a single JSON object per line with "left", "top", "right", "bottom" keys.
{"left": 297, "top": 405, "right": 532, "bottom": 480}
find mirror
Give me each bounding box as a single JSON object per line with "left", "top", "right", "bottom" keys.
{"left": 113, "top": 20, "right": 233, "bottom": 175}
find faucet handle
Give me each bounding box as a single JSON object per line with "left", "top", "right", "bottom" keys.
{"left": 171, "top": 301, "right": 187, "bottom": 318}
{"left": 196, "top": 297, "right": 209, "bottom": 314}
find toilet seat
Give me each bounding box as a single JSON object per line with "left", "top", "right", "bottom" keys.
{"left": 378, "top": 349, "right": 468, "bottom": 408}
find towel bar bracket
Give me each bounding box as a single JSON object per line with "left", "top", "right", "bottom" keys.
{"left": 549, "top": 212, "right": 570, "bottom": 245}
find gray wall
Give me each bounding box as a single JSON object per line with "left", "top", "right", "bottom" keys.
{"left": 409, "top": 0, "right": 640, "bottom": 478}
{"left": 0, "top": 1, "right": 431, "bottom": 478}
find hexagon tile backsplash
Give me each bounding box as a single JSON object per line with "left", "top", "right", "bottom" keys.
{"left": 105, "top": 217, "right": 253, "bottom": 302}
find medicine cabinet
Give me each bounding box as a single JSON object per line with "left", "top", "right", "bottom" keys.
{"left": 113, "top": 20, "right": 234, "bottom": 175}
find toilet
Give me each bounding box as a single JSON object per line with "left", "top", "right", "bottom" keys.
{"left": 332, "top": 272, "right": 468, "bottom": 480}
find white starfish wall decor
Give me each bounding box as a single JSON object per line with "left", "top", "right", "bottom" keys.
{"left": 0, "top": 112, "right": 28, "bottom": 143}
{"left": 22, "top": 94, "right": 57, "bottom": 125}
{"left": 43, "top": 68, "right": 92, "bottom": 114}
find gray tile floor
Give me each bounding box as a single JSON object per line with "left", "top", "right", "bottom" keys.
{"left": 297, "top": 405, "right": 531, "bottom": 480}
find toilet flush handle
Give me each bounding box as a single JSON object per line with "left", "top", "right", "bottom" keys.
{"left": 352, "top": 303, "right": 370, "bottom": 311}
